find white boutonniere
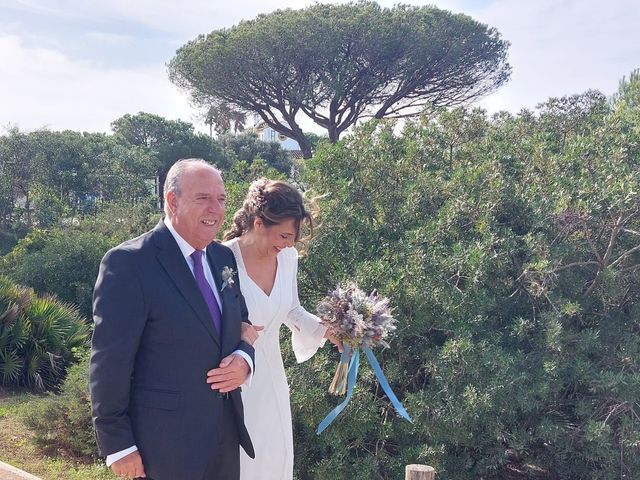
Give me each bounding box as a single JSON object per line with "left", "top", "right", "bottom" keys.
{"left": 221, "top": 266, "right": 236, "bottom": 291}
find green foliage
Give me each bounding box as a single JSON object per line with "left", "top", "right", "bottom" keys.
{"left": 30, "top": 184, "right": 67, "bottom": 228}
{"left": 612, "top": 68, "right": 640, "bottom": 108}
{"left": 218, "top": 132, "right": 293, "bottom": 174}
{"left": 111, "top": 112, "right": 231, "bottom": 188}
{"left": 0, "top": 228, "right": 19, "bottom": 256}
{"left": 21, "top": 349, "right": 97, "bottom": 457}
{"left": 0, "top": 114, "right": 233, "bottom": 229}
{"left": 78, "top": 200, "right": 161, "bottom": 242}
{"left": 0, "top": 128, "right": 158, "bottom": 226}
{"left": 0, "top": 200, "right": 159, "bottom": 320}
{"left": 289, "top": 88, "right": 640, "bottom": 478}
{"left": 205, "top": 102, "right": 247, "bottom": 135}
{"left": 1, "top": 70, "right": 638, "bottom": 479}
{"left": 0, "top": 276, "right": 90, "bottom": 391}
{"left": 1, "top": 229, "right": 115, "bottom": 318}
{"left": 168, "top": 1, "right": 510, "bottom": 157}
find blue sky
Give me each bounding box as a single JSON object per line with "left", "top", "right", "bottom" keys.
{"left": 1, "top": 0, "right": 638, "bottom": 134}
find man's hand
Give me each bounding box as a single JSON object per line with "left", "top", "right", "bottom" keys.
{"left": 324, "top": 330, "right": 344, "bottom": 353}
{"left": 111, "top": 450, "right": 145, "bottom": 478}
{"left": 206, "top": 354, "right": 250, "bottom": 393}
{"left": 241, "top": 323, "right": 264, "bottom": 345}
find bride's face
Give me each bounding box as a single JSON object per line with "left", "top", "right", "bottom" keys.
{"left": 256, "top": 217, "right": 297, "bottom": 256}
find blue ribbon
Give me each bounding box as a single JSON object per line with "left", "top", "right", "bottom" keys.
{"left": 316, "top": 345, "right": 359, "bottom": 434}
{"left": 363, "top": 346, "right": 412, "bottom": 423}
{"left": 316, "top": 345, "right": 412, "bottom": 434}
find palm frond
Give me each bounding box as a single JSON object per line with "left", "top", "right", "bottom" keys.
{"left": 0, "top": 275, "right": 89, "bottom": 390}
{"left": 0, "top": 348, "right": 23, "bottom": 385}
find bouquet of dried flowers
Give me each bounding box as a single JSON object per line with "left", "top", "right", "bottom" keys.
{"left": 317, "top": 282, "right": 396, "bottom": 394}
{"left": 315, "top": 282, "right": 410, "bottom": 433}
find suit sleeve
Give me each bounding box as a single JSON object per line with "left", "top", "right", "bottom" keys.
{"left": 89, "top": 248, "right": 148, "bottom": 457}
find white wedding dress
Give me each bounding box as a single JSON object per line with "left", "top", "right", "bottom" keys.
{"left": 224, "top": 238, "right": 326, "bottom": 480}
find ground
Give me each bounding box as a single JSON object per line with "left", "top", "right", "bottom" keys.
{"left": 0, "top": 387, "right": 556, "bottom": 480}
{"left": 0, "top": 387, "right": 114, "bottom": 480}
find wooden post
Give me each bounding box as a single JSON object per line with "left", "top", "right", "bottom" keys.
{"left": 405, "top": 464, "right": 435, "bottom": 480}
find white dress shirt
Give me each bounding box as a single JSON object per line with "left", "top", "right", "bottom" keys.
{"left": 106, "top": 219, "right": 253, "bottom": 466}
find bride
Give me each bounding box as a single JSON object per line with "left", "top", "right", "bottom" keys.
{"left": 222, "top": 178, "right": 340, "bottom": 480}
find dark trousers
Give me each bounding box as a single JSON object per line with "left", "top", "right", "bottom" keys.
{"left": 202, "top": 397, "right": 240, "bottom": 480}
{"left": 137, "top": 398, "right": 240, "bottom": 480}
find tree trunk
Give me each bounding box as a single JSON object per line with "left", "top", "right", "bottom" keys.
{"left": 23, "top": 189, "right": 31, "bottom": 227}
{"left": 328, "top": 125, "right": 340, "bottom": 144}
{"left": 295, "top": 134, "right": 313, "bottom": 159}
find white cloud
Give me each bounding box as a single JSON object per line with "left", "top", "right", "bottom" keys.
{"left": 84, "top": 31, "right": 135, "bottom": 46}
{"left": 0, "top": 0, "right": 474, "bottom": 136}
{"left": 6, "top": 0, "right": 74, "bottom": 18}
{"left": 3, "top": 0, "right": 466, "bottom": 40}
{"left": 475, "top": 0, "right": 640, "bottom": 112}
{"left": 3, "top": 0, "right": 309, "bottom": 37}
{"left": 1, "top": 0, "right": 639, "bottom": 135}
{"left": 0, "top": 34, "right": 199, "bottom": 133}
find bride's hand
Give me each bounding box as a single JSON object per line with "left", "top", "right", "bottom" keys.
{"left": 324, "top": 330, "right": 344, "bottom": 353}
{"left": 241, "top": 323, "right": 264, "bottom": 345}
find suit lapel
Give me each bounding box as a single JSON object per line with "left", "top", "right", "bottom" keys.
{"left": 153, "top": 221, "right": 221, "bottom": 348}
{"left": 206, "top": 248, "right": 224, "bottom": 292}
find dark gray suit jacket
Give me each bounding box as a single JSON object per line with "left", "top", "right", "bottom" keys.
{"left": 90, "top": 220, "right": 254, "bottom": 480}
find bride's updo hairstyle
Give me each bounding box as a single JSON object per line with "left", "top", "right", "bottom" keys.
{"left": 223, "top": 178, "right": 314, "bottom": 243}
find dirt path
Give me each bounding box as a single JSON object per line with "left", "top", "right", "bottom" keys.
{"left": 0, "top": 460, "right": 42, "bottom": 480}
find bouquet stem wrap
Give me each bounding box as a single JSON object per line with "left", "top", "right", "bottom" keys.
{"left": 317, "top": 345, "right": 412, "bottom": 434}
{"left": 329, "top": 344, "right": 352, "bottom": 395}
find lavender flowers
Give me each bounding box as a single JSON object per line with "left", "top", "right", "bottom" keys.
{"left": 317, "top": 282, "right": 396, "bottom": 394}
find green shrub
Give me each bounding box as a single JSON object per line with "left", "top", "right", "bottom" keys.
{"left": 1, "top": 229, "right": 114, "bottom": 318}
{"left": 0, "top": 229, "right": 19, "bottom": 256}
{"left": 0, "top": 276, "right": 90, "bottom": 391}
{"left": 21, "top": 349, "right": 97, "bottom": 457}
{"left": 218, "top": 132, "right": 293, "bottom": 174}
{"left": 0, "top": 201, "right": 160, "bottom": 319}
{"left": 31, "top": 184, "right": 67, "bottom": 228}
{"left": 80, "top": 200, "right": 161, "bottom": 242}
{"left": 289, "top": 91, "right": 640, "bottom": 479}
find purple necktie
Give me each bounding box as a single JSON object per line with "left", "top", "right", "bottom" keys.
{"left": 191, "top": 250, "right": 222, "bottom": 336}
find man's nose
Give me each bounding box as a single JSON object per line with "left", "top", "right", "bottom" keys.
{"left": 209, "top": 199, "right": 225, "bottom": 211}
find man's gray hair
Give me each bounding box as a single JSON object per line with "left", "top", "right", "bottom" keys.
{"left": 163, "top": 159, "right": 221, "bottom": 216}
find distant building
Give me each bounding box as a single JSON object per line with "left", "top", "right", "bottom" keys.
{"left": 251, "top": 115, "right": 303, "bottom": 158}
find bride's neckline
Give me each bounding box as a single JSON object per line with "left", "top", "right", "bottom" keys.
{"left": 231, "top": 238, "right": 280, "bottom": 298}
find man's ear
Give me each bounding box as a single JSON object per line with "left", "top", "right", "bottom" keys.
{"left": 166, "top": 191, "right": 178, "bottom": 215}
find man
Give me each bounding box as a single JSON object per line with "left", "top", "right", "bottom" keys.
{"left": 90, "top": 159, "right": 255, "bottom": 480}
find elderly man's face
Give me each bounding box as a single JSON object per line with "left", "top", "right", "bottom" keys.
{"left": 167, "top": 165, "right": 226, "bottom": 250}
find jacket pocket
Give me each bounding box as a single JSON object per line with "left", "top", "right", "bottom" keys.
{"left": 132, "top": 387, "right": 180, "bottom": 411}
